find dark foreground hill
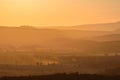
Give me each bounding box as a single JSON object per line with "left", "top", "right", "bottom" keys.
{"left": 1, "top": 73, "right": 120, "bottom": 80}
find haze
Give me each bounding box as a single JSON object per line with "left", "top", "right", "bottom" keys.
{"left": 1, "top": 0, "right": 120, "bottom": 77}
{"left": 0, "top": 0, "right": 120, "bottom": 26}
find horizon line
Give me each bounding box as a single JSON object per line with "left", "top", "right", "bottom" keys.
{"left": 0, "top": 21, "right": 120, "bottom": 28}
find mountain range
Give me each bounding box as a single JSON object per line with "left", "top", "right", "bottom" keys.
{"left": 0, "top": 22, "right": 120, "bottom": 65}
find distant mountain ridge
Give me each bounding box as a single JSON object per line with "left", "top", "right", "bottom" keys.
{"left": 74, "top": 21, "right": 120, "bottom": 31}
{"left": 0, "top": 23, "right": 120, "bottom": 65}
{"left": 0, "top": 22, "right": 120, "bottom": 46}
{"left": 1, "top": 21, "right": 120, "bottom": 31}
{"left": 0, "top": 22, "right": 120, "bottom": 54}
{"left": 55, "top": 21, "right": 120, "bottom": 31}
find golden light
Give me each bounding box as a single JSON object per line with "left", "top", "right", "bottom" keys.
{"left": 5, "top": 0, "right": 48, "bottom": 10}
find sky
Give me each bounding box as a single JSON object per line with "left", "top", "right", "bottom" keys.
{"left": 0, "top": 0, "right": 120, "bottom": 26}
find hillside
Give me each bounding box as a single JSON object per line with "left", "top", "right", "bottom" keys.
{"left": 92, "top": 34, "right": 120, "bottom": 41}
{"left": 0, "top": 26, "right": 111, "bottom": 46}
{"left": 0, "top": 24, "right": 120, "bottom": 65}
{"left": 0, "top": 26, "right": 120, "bottom": 54}
{"left": 68, "top": 21, "right": 120, "bottom": 31}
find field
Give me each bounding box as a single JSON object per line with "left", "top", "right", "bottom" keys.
{"left": 0, "top": 55, "right": 120, "bottom": 77}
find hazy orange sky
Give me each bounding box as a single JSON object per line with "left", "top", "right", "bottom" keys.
{"left": 0, "top": 0, "right": 120, "bottom": 26}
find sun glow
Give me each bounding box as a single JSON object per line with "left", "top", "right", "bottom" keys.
{"left": 0, "top": 0, "right": 120, "bottom": 26}
{"left": 5, "top": 0, "right": 48, "bottom": 10}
